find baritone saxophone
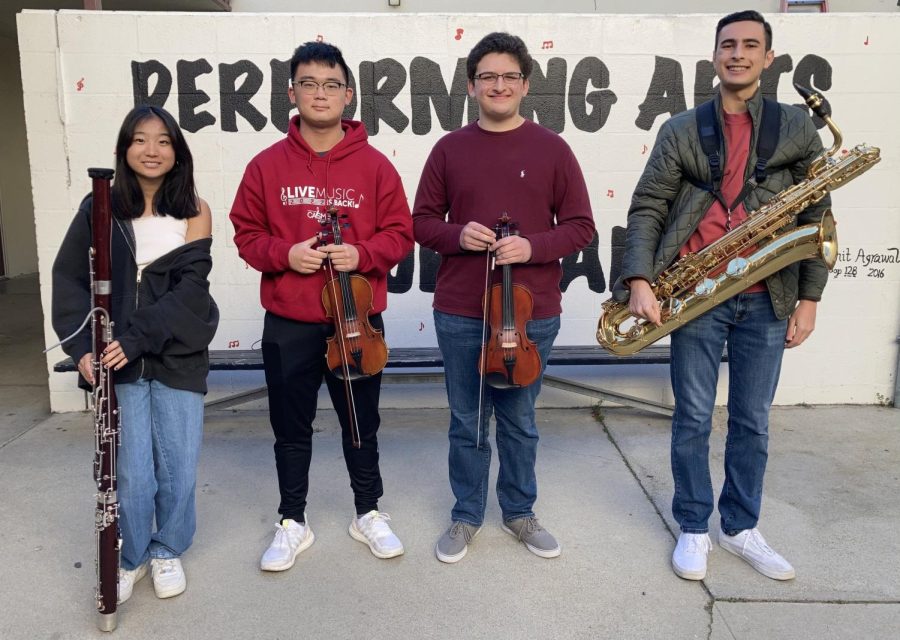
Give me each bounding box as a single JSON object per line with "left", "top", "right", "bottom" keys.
{"left": 596, "top": 84, "right": 881, "bottom": 356}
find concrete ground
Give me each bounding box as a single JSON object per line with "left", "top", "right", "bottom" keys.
{"left": 1, "top": 274, "right": 898, "bottom": 639}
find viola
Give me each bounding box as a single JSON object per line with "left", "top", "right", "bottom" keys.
{"left": 478, "top": 213, "right": 542, "bottom": 389}
{"left": 320, "top": 207, "right": 388, "bottom": 382}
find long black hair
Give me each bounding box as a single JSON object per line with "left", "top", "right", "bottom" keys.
{"left": 111, "top": 105, "right": 199, "bottom": 220}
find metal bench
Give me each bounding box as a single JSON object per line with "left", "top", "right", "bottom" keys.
{"left": 55, "top": 344, "right": 706, "bottom": 416}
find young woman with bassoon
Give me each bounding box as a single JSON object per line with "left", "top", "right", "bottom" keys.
{"left": 51, "top": 105, "right": 218, "bottom": 619}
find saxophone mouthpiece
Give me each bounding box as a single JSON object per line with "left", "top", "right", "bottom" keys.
{"left": 793, "top": 83, "right": 832, "bottom": 119}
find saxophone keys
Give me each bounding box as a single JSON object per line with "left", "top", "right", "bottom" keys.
{"left": 694, "top": 278, "right": 717, "bottom": 297}
{"left": 725, "top": 257, "right": 750, "bottom": 279}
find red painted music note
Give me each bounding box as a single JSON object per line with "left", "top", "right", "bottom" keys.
{"left": 76, "top": 77, "right": 85, "bottom": 92}
{"left": 541, "top": 40, "right": 554, "bottom": 49}
{"left": 228, "top": 340, "right": 240, "bottom": 348}
{"left": 316, "top": 34, "right": 324, "bottom": 43}
{"left": 606, "top": 189, "right": 615, "bottom": 198}
{"left": 454, "top": 28, "right": 464, "bottom": 41}
{"left": 641, "top": 144, "right": 648, "bottom": 155}
{"left": 864, "top": 36, "right": 869, "bottom": 46}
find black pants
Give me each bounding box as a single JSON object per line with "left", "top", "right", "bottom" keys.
{"left": 262, "top": 311, "right": 384, "bottom": 520}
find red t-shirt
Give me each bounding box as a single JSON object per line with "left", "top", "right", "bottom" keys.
{"left": 681, "top": 110, "right": 766, "bottom": 293}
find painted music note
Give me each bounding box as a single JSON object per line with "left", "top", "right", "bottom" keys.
{"left": 541, "top": 40, "right": 554, "bottom": 49}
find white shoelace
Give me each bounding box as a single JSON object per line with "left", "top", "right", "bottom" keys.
{"left": 359, "top": 512, "right": 393, "bottom": 540}
{"left": 685, "top": 534, "right": 710, "bottom": 553}
{"left": 272, "top": 522, "right": 303, "bottom": 550}
{"left": 154, "top": 559, "right": 179, "bottom": 576}
{"left": 746, "top": 529, "right": 775, "bottom": 555}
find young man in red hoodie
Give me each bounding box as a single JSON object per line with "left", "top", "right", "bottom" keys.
{"left": 230, "top": 42, "right": 413, "bottom": 570}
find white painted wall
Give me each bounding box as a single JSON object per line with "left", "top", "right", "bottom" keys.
{"left": 18, "top": 11, "right": 899, "bottom": 412}
{"left": 231, "top": 1, "right": 900, "bottom": 14}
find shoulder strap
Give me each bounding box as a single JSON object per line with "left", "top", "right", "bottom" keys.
{"left": 695, "top": 99, "right": 723, "bottom": 189}
{"left": 753, "top": 97, "right": 781, "bottom": 183}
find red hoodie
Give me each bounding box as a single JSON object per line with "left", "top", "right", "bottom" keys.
{"left": 230, "top": 117, "right": 413, "bottom": 323}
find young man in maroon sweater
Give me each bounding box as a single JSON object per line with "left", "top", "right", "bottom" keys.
{"left": 413, "top": 32, "right": 595, "bottom": 563}
{"left": 230, "top": 42, "right": 413, "bottom": 570}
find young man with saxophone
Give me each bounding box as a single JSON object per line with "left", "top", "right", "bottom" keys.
{"left": 614, "top": 11, "right": 830, "bottom": 581}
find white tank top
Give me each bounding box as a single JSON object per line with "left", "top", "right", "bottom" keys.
{"left": 132, "top": 215, "right": 188, "bottom": 274}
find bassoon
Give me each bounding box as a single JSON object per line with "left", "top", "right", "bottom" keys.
{"left": 88, "top": 167, "right": 121, "bottom": 632}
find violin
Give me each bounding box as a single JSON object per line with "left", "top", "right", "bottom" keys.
{"left": 319, "top": 207, "right": 388, "bottom": 448}
{"left": 320, "top": 207, "right": 389, "bottom": 381}
{"left": 478, "top": 213, "right": 542, "bottom": 389}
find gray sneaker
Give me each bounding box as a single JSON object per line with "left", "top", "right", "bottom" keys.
{"left": 502, "top": 516, "right": 561, "bottom": 558}
{"left": 435, "top": 521, "right": 481, "bottom": 564}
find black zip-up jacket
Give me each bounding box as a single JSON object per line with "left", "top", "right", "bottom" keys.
{"left": 52, "top": 195, "right": 219, "bottom": 393}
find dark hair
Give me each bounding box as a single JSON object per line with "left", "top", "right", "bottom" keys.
{"left": 111, "top": 105, "right": 198, "bottom": 220}
{"left": 715, "top": 10, "right": 773, "bottom": 51}
{"left": 466, "top": 32, "right": 533, "bottom": 81}
{"left": 290, "top": 41, "right": 350, "bottom": 84}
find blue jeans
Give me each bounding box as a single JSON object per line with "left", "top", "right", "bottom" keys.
{"left": 434, "top": 310, "right": 559, "bottom": 526}
{"left": 115, "top": 379, "right": 204, "bottom": 570}
{"left": 670, "top": 292, "right": 787, "bottom": 535}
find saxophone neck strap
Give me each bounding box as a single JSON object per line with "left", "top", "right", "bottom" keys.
{"left": 689, "top": 96, "right": 782, "bottom": 214}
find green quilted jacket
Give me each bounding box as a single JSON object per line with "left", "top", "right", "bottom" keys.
{"left": 612, "top": 89, "right": 830, "bottom": 320}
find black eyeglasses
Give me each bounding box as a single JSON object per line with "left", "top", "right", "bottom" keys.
{"left": 291, "top": 80, "right": 347, "bottom": 96}
{"left": 473, "top": 72, "right": 525, "bottom": 84}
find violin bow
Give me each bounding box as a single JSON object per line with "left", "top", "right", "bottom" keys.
{"left": 475, "top": 222, "right": 499, "bottom": 452}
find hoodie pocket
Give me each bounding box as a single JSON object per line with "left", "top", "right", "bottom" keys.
{"left": 271, "top": 270, "right": 307, "bottom": 306}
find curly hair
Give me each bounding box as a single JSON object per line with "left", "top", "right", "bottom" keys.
{"left": 466, "top": 32, "right": 533, "bottom": 80}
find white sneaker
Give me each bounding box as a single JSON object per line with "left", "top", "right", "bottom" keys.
{"left": 150, "top": 558, "right": 186, "bottom": 599}
{"left": 719, "top": 528, "right": 795, "bottom": 580}
{"left": 117, "top": 562, "right": 148, "bottom": 604}
{"left": 672, "top": 532, "right": 712, "bottom": 580}
{"left": 260, "top": 517, "right": 315, "bottom": 572}
{"left": 349, "top": 510, "right": 404, "bottom": 559}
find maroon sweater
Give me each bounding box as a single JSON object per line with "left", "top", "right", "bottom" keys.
{"left": 413, "top": 120, "right": 595, "bottom": 319}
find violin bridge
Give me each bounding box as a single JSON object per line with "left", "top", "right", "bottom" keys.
{"left": 346, "top": 331, "right": 361, "bottom": 338}
{"left": 500, "top": 341, "right": 517, "bottom": 348}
